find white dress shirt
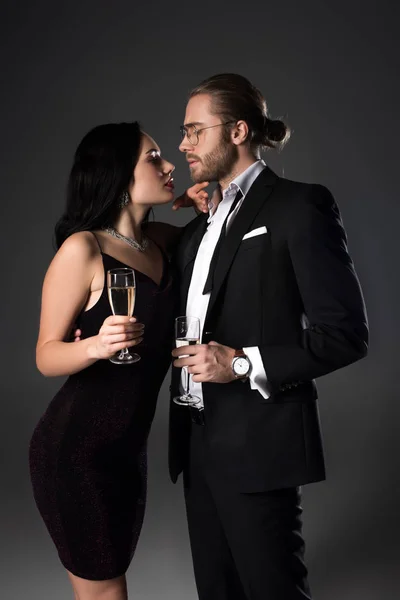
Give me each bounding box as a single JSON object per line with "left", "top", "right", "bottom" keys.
{"left": 182, "top": 160, "right": 270, "bottom": 406}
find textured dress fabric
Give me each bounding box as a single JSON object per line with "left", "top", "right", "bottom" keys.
{"left": 29, "top": 249, "right": 175, "bottom": 580}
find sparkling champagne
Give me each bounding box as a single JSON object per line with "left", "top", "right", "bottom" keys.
{"left": 176, "top": 337, "right": 199, "bottom": 359}
{"left": 173, "top": 316, "right": 201, "bottom": 406}
{"left": 175, "top": 338, "right": 199, "bottom": 348}
{"left": 108, "top": 286, "right": 136, "bottom": 317}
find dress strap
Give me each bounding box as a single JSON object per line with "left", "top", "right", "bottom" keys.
{"left": 90, "top": 231, "right": 103, "bottom": 254}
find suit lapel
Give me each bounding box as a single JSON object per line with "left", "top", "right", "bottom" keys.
{"left": 181, "top": 213, "right": 209, "bottom": 270}
{"left": 205, "top": 167, "right": 278, "bottom": 321}
{"left": 179, "top": 213, "right": 209, "bottom": 310}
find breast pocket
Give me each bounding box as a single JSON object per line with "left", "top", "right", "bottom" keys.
{"left": 225, "top": 232, "right": 269, "bottom": 317}
{"left": 237, "top": 230, "right": 270, "bottom": 254}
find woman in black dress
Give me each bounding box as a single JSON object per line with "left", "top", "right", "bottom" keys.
{"left": 29, "top": 121, "right": 207, "bottom": 599}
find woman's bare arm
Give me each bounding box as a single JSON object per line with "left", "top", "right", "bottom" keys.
{"left": 36, "top": 232, "right": 142, "bottom": 377}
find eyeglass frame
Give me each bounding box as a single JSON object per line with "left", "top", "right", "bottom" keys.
{"left": 179, "top": 121, "right": 236, "bottom": 146}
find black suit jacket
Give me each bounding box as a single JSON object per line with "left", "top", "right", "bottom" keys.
{"left": 169, "top": 167, "right": 368, "bottom": 492}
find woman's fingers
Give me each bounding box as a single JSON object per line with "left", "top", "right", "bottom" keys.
{"left": 96, "top": 334, "right": 143, "bottom": 359}
{"left": 100, "top": 315, "right": 144, "bottom": 336}
{"left": 94, "top": 315, "right": 145, "bottom": 358}
{"left": 101, "top": 330, "right": 143, "bottom": 344}
{"left": 104, "top": 315, "right": 137, "bottom": 326}
{"left": 101, "top": 324, "right": 144, "bottom": 336}
{"left": 113, "top": 337, "right": 144, "bottom": 351}
{"left": 172, "top": 182, "right": 210, "bottom": 211}
{"left": 195, "top": 181, "right": 210, "bottom": 191}
{"left": 187, "top": 182, "right": 209, "bottom": 199}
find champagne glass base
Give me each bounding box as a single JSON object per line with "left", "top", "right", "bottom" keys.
{"left": 173, "top": 394, "right": 201, "bottom": 407}
{"left": 109, "top": 351, "right": 141, "bottom": 365}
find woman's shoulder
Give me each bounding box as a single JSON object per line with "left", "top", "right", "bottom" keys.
{"left": 144, "top": 221, "right": 182, "bottom": 253}
{"left": 59, "top": 231, "right": 99, "bottom": 254}
{"left": 42, "top": 231, "right": 101, "bottom": 292}
{"left": 57, "top": 230, "right": 101, "bottom": 259}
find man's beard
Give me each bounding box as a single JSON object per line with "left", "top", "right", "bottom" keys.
{"left": 190, "top": 139, "right": 238, "bottom": 183}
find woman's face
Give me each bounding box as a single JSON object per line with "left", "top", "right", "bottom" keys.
{"left": 128, "top": 132, "right": 175, "bottom": 207}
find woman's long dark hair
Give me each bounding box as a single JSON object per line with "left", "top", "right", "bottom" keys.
{"left": 54, "top": 121, "right": 142, "bottom": 249}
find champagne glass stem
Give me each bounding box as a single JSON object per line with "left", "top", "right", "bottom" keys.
{"left": 184, "top": 366, "right": 190, "bottom": 396}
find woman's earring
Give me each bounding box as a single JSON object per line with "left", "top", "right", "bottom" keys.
{"left": 119, "top": 191, "right": 130, "bottom": 208}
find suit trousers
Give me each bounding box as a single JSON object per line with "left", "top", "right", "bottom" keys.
{"left": 183, "top": 419, "right": 313, "bottom": 600}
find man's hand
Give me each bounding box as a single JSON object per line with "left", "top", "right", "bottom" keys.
{"left": 172, "top": 341, "right": 236, "bottom": 383}
{"left": 172, "top": 182, "right": 209, "bottom": 213}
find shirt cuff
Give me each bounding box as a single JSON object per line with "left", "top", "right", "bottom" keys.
{"left": 243, "top": 346, "right": 271, "bottom": 400}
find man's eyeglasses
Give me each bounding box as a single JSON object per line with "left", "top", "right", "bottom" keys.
{"left": 179, "top": 121, "right": 236, "bottom": 146}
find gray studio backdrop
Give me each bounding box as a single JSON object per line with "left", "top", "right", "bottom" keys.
{"left": 1, "top": 1, "right": 399, "bottom": 599}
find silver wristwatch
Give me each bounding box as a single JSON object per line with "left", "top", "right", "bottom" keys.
{"left": 232, "top": 349, "right": 251, "bottom": 379}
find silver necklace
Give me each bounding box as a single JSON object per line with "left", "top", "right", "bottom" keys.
{"left": 102, "top": 226, "right": 149, "bottom": 252}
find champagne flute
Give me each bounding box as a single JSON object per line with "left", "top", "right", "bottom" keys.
{"left": 107, "top": 267, "right": 140, "bottom": 364}
{"left": 173, "top": 316, "right": 201, "bottom": 406}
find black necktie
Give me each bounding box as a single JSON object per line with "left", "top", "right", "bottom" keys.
{"left": 202, "top": 188, "right": 243, "bottom": 295}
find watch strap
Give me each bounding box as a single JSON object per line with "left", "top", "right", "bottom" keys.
{"left": 234, "top": 348, "right": 246, "bottom": 358}
{"left": 232, "top": 349, "right": 250, "bottom": 379}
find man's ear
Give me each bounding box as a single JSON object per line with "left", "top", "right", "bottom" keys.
{"left": 231, "top": 120, "right": 250, "bottom": 145}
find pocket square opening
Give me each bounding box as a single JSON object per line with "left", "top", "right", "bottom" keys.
{"left": 242, "top": 226, "right": 268, "bottom": 240}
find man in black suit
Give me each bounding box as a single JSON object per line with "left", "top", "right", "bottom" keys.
{"left": 170, "top": 73, "right": 368, "bottom": 600}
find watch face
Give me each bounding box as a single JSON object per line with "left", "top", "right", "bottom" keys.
{"left": 234, "top": 357, "right": 250, "bottom": 376}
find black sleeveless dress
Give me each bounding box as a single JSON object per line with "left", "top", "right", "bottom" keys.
{"left": 29, "top": 243, "right": 176, "bottom": 580}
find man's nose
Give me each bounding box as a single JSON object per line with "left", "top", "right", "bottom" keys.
{"left": 179, "top": 134, "right": 192, "bottom": 153}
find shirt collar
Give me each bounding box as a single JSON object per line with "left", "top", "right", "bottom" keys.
{"left": 230, "top": 159, "right": 266, "bottom": 197}
{"left": 208, "top": 160, "right": 266, "bottom": 216}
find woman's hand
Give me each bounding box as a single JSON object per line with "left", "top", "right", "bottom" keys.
{"left": 172, "top": 181, "right": 209, "bottom": 213}
{"left": 89, "top": 316, "right": 144, "bottom": 360}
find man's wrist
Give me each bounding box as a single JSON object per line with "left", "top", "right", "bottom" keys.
{"left": 231, "top": 348, "right": 251, "bottom": 379}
